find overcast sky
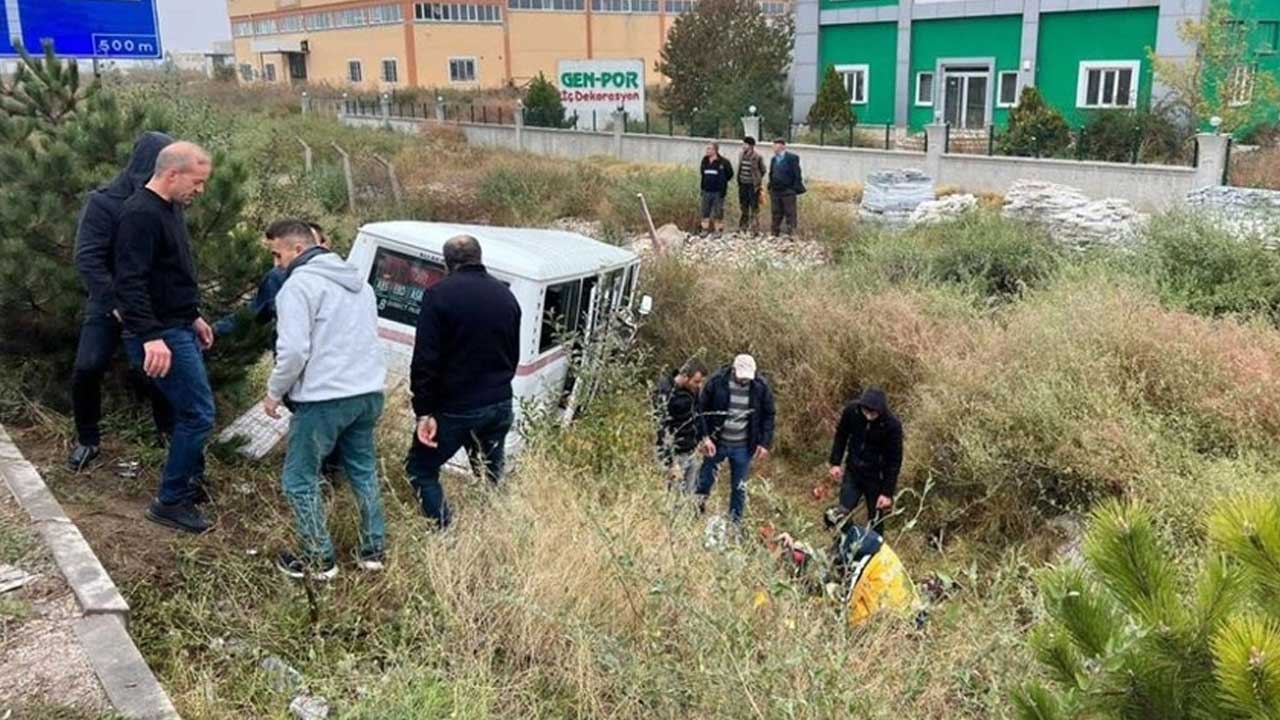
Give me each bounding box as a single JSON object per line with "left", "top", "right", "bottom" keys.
{"left": 158, "top": 0, "right": 231, "bottom": 52}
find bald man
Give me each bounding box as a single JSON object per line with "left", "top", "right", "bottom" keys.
{"left": 114, "top": 141, "right": 218, "bottom": 534}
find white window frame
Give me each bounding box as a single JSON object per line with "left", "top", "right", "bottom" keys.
{"left": 996, "top": 70, "right": 1019, "bottom": 107}
{"left": 915, "top": 71, "right": 933, "bottom": 106}
{"left": 1227, "top": 64, "right": 1255, "bottom": 107}
{"left": 263, "top": 63, "right": 277, "bottom": 82}
{"left": 347, "top": 59, "right": 363, "bottom": 83}
{"left": 381, "top": 57, "right": 399, "bottom": 84}
{"left": 1076, "top": 60, "right": 1139, "bottom": 109}
{"left": 449, "top": 56, "right": 477, "bottom": 83}
{"left": 833, "top": 63, "right": 869, "bottom": 105}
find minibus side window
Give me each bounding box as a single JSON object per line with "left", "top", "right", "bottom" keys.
{"left": 368, "top": 247, "right": 446, "bottom": 326}
{"left": 539, "top": 280, "right": 582, "bottom": 353}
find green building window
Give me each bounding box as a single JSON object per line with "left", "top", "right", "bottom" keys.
{"left": 915, "top": 72, "right": 934, "bottom": 106}
{"left": 1077, "top": 61, "right": 1138, "bottom": 109}
{"left": 997, "top": 71, "right": 1019, "bottom": 107}
{"left": 835, "top": 64, "right": 869, "bottom": 105}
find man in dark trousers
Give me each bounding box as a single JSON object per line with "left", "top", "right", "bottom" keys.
{"left": 698, "top": 143, "right": 734, "bottom": 234}
{"left": 695, "top": 354, "right": 776, "bottom": 525}
{"left": 736, "top": 137, "right": 767, "bottom": 232}
{"left": 655, "top": 358, "right": 707, "bottom": 493}
{"left": 114, "top": 142, "right": 217, "bottom": 534}
{"left": 406, "top": 235, "right": 521, "bottom": 530}
{"left": 828, "top": 387, "right": 904, "bottom": 535}
{"left": 768, "top": 138, "right": 805, "bottom": 236}
{"left": 67, "top": 131, "right": 175, "bottom": 472}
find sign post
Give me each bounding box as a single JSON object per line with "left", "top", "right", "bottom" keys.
{"left": 557, "top": 59, "right": 645, "bottom": 131}
{"left": 2, "top": 0, "right": 163, "bottom": 60}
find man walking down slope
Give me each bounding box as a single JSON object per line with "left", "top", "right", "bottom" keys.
{"left": 262, "top": 220, "right": 389, "bottom": 580}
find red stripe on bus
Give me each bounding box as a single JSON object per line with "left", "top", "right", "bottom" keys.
{"left": 378, "top": 326, "right": 566, "bottom": 376}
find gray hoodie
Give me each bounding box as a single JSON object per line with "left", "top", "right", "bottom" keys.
{"left": 267, "top": 252, "right": 388, "bottom": 404}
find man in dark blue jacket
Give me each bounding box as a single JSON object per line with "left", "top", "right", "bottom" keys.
{"left": 68, "top": 131, "right": 175, "bottom": 472}
{"left": 698, "top": 143, "right": 734, "bottom": 234}
{"left": 768, "top": 138, "right": 804, "bottom": 237}
{"left": 406, "top": 235, "right": 521, "bottom": 529}
{"left": 828, "top": 388, "right": 903, "bottom": 535}
{"left": 695, "top": 354, "right": 776, "bottom": 524}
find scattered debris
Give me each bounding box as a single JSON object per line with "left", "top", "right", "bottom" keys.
{"left": 112, "top": 460, "right": 140, "bottom": 479}
{"left": 0, "top": 565, "right": 38, "bottom": 594}
{"left": 1184, "top": 185, "right": 1280, "bottom": 247}
{"left": 219, "top": 400, "right": 293, "bottom": 460}
{"left": 548, "top": 217, "right": 604, "bottom": 238}
{"left": 909, "top": 193, "right": 978, "bottom": 225}
{"left": 703, "top": 515, "right": 730, "bottom": 550}
{"left": 859, "top": 169, "right": 936, "bottom": 224}
{"left": 1047, "top": 514, "right": 1085, "bottom": 562}
{"left": 209, "top": 637, "right": 254, "bottom": 657}
{"left": 631, "top": 224, "right": 828, "bottom": 270}
{"left": 260, "top": 655, "right": 304, "bottom": 694}
{"left": 1002, "top": 180, "right": 1147, "bottom": 250}
{"left": 289, "top": 694, "right": 331, "bottom": 720}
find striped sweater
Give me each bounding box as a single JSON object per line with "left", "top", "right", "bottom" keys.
{"left": 737, "top": 149, "right": 766, "bottom": 187}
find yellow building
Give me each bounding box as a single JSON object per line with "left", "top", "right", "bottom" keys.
{"left": 227, "top": 0, "right": 786, "bottom": 90}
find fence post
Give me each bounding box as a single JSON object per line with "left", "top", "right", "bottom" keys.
{"left": 988, "top": 125, "right": 995, "bottom": 156}
{"left": 645, "top": 112, "right": 651, "bottom": 135}
{"left": 301, "top": 91, "right": 310, "bottom": 115}
{"left": 1130, "top": 127, "right": 1141, "bottom": 164}
{"left": 944, "top": 122, "right": 951, "bottom": 154}
{"left": 611, "top": 109, "right": 625, "bottom": 157}
{"left": 372, "top": 153, "right": 403, "bottom": 204}
{"left": 924, "top": 123, "right": 946, "bottom": 181}
{"left": 379, "top": 93, "right": 391, "bottom": 129}
{"left": 848, "top": 121, "right": 854, "bottom": 147}
{"left": 436, "top": 98, "right": 447, "bottom": 123}
{"left": 668, "top": 114, "right": 673, "bottom": 136}
{"left": 339, "top": 93, "right": 349, "bottom": 119}
{"left": 741, "top": 113, "right": 761, "bottom": 141}
{"left": 1076, "top": 127, "right": 1085, "bottom": 160}
{"left": 884, "top": 123, "right": 890, "bottom": 150}
{"left": 593, "top": 110, "right": 598, "bottom": 132}
{"left": 298, "top": 138, "right": 312, "bottom": 174}
{"left": 1190, "top": 132, "right": 1231, "bottom": 188}
{"left": 331, "top": 143, "right": 357, "bottom": 213}
{"left": 515, "top": 101, "right": 526, "bottom": 151}
{"left": 819, "top": 122, "right": 826, "bottom": 146}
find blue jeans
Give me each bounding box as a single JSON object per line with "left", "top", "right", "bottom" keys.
{"left": 124, "top": 327, "right": 214, "bottom": 504}
{"left": 696, "top": 444, "right": 752, "bottom": 523}
{"left": 282, "top": 393, "right": 387, "bottom": 563}
{"left": 405, "top": 399, "right": 513, "bottom": 529}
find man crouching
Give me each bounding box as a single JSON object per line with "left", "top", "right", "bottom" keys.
{"left": 263, "top": 219, "right": 389, "bottom": 579}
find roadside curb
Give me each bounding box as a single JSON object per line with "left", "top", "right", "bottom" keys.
{"left": 0, "top": 425, "right": 181, "bottom": 720}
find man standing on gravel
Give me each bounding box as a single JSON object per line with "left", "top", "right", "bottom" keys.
{"left": 695, "top": 354, "right": 776, "bottom": 525}
{"left": 263, "top": 220, "right": 388, "bottom": 580}
{"left": 406, "top": 235, "right": 521, "bottom": 530}
{"left": 699, "top": 143, "right": 734, "bottom": 235}
{"left": 828, "top": 388, "right": 903, "bottom": 535}
{"left": 114, "top": 142, "right": 216, "bottom": 534}
{"left": 768, "top": 138, "right": 805, "bottom": 236}
{"left": 736, "top": 137, "right": 767, "bottom": 232}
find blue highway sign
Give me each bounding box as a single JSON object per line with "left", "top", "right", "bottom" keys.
{"left": 2, "top": 0, "right": 163, "bottom": 59}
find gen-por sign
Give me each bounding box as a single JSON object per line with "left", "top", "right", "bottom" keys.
{"left": 557, "top": 59, "right": 645, "bottom": 130}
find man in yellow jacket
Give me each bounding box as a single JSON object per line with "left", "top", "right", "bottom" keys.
{"left": 826, "top": 509, "right": 918, "bottom": 627}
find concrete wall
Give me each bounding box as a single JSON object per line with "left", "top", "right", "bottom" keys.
{"left": 341, "top": 114, "right": 1210, "bottom": 209}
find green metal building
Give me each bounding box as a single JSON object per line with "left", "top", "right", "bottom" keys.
{"left": 792, "top": 0, "right": 1280, "bottom": 131}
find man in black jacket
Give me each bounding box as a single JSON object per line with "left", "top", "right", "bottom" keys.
{"left": 67, "top": 131, "right": 175, "bottom": 471}
{"left": 655, "top": 358, "right": 707, "bottom": 493}
{"left": 695, "top": 354, "right": 776, "bottom": 524}
{"left": 698, "top": 143, "right": 734, "bottom": 234}
{"left": 115, "top": 142, "right": 217, "bottom": 534}
{"left": 407, "top": 235, "right": 521, "bottom": 529}
{"left": 828, "top": 388, "right": 904, "bottom": 535}
{"left": 768, "top": 138, "right": 804, "bottom": 237}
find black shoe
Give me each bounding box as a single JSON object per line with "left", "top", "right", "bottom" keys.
{"left": 67, "top": 444, "right": 100, "bottom": 473}
{"left": 356, "top": 550, "right": 385, "bottom": 572}
{"left": 145, "top": 500, "right": 212, "bottom": 534}
{"left": 191, "top": 484, "right": 212, "bottom": 506}
{"left": 276, "top": 552, "right": 338, "bottom": 581}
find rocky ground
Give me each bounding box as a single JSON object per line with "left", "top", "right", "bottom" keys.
{"left": 550, "top": 218, "right": 830, "bottom": 271}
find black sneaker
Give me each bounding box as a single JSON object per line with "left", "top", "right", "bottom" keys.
{"left": 145, "top": 500, "right": 212, "bottom": 534}
{"left": 191, "top": 483, "right": 212, "bottom": 506}
{"left": 67, "top": 444, "right": 100, "bottom": 473}
{"left": 276, "top": 552, "right": 338, "bottom": 581}
{"left": 356, "top": 550, "right": 385, "bottom": 572}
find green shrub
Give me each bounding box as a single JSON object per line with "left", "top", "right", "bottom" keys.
{"left": 1080, "top": 109, "right": 1188, "bottom": 164}
{"left": 1014, "top": 497, "right": 1280, "bottom": 719}
{"left": 1138, "top": 212, "right": 1280, "bottom": 320}
{"left": 999, "top": 86, "right": 1072, "bottom": 158}
{"left": 523, "top": 72, "right": 569, "bottom": 129}
{"left": 807, "top": 65, "right": 857, "bottom": 130}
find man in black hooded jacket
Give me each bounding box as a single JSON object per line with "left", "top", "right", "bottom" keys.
{"left": 67, "top": 132, "right": 175, "bottom": 471}
{"left": 828, "top": 388, "right": 903, "bottom": 534}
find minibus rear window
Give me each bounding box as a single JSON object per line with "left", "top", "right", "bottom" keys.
{"left": 368, "top": 247, "right": 445, "bottom": 326}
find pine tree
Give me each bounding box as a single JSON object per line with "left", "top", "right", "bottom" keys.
{"left": 998, "top": 86, "right": 1072, "bottom": 158}
{"left": 807, "top": 65, "right": 857, "bottom": 130}
{"left": 524, "top": 72, "right": 568, "bottom": 129}
{"left": 1014, "top": 497, "right": 1280, "bottom": 719}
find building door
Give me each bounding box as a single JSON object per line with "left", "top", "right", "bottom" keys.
{"left": 942, "top": 68, "right": 989, "bottom": 129}
{"left": 287, "top": 52, "right": 307, "bottom": 82}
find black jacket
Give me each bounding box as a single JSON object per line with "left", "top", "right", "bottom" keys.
{"left": 655, "top": 372, "right": 700, "bottom": 457}
{"left": 700, "top": 155, "right": 734, "bottom": 194}
{"left": 768, "top": 151, "right": 805, "bottom": 195}
{"left": 411, "top": 264, "right": 521, "bottom": 417}
{"left": 74, "top": 132, "right": 173, "bottom": 316}
{"left": 697, "top": 366, "right": 776, "bottom": 453}
{"left": 113, "top": 188, "right": 201, "bottom": 342}
{"left": 829, "top": 388, "right": 904, "bottom": 498}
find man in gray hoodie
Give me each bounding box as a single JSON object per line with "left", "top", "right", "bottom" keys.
{"left": 262, "top": 219, "right": 388, "bottom": 580}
